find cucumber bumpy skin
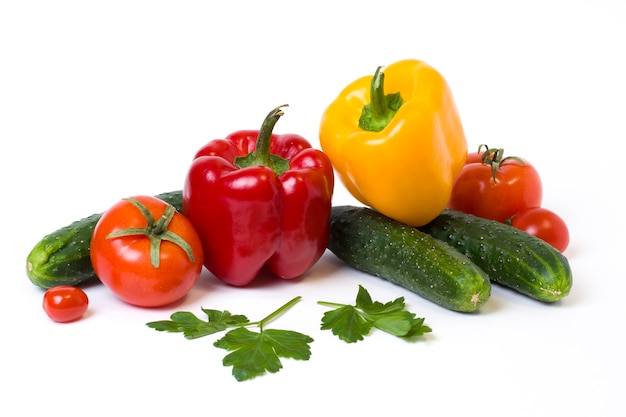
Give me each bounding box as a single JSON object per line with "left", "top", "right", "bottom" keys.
{"left": 328, "top": 206, "right": 491, "bottom": 313}
{"left": 418, "top": 209, "right": 573, "bottom": 303}
{"left": 26, "top": 190, "right": 183, "bottom": 289}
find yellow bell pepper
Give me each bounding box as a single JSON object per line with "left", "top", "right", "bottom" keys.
{"left": 319, "top": 59, "right": 468, "bottom": 226}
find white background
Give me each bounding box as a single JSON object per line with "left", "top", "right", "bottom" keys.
{"left": 2, "top": 1, "right": 624, "bottom": 416}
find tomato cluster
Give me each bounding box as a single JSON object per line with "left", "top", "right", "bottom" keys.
{"left": 42, "top": 195, "right": 204, "bottom": 322}
{"left": 448, "top": 145, "right": 569, "bottom": 252}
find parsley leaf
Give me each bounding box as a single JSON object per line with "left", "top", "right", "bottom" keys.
{"left": 146, "top": 308, "right": 249, "bottom": 339}
{"left": 318, "top": 285, "right": 432, "bottom": 343}
{"left": 146, "top": 296, "right": 313, "bottom": 382}
{"left": 214, "top": 328, "right": 313, "bottom": 382}
{"left": 317, "top": 305, "right": 372, "bottom": 343}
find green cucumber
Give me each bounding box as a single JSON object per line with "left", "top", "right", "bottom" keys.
{"left": 328, "top": 205, "right": 491, "bottom": 312}
{"left": 418, "top": 209, "right": 572, "bottom": 302}
{"left": 26, "top": 190, "right": 183, "bottom": 289}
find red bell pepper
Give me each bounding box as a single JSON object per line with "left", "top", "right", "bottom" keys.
{"left": 183, "top": 105, "right": 334, "bottom": 286}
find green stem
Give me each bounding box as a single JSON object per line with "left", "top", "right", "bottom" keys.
{"left": 370, "top": 66, "right": 389, "bottom": 119}
{"left": 257, "top": 296, "right": 302, "bottom": 331}
{"left": 105, "top": 198, "right": 195, "bottom": 268}
{"left": 358, "top": 66, "right": 403, "bottom": 132}
{"left": 316, "top": 301, "right": 347, "bottom": 308}
{"left": 152, "top": 205, "right": 175, "bottom": 235}
{"left": 234, "top": 105, "right": 290, "bottom": 175}
{"left": 477, "top": 144, "right": 525, "bottom": 183}
{"left": 255, "top": 105, "right": 285, "bottom": 166}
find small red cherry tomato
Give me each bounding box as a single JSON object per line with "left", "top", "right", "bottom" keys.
{"left": 509, "top": 207, "right": 570, "bottom": 252}
{"left": 43, "top": 286, "right": 89, "bottom": 323}
{"left": 90, "top": 196, "right": 204, "bottom": 307}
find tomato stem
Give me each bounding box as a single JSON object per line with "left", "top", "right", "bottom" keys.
{"left": 105, "top": 198, "right": 196, "bottom": 268}
{"left": 477, "top": 144, "right": 525, "bottom": 183}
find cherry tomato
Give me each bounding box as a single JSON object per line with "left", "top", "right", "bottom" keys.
{"left": 90, "top": 196, "right": 204, "bottom": 307}
{"left": 509, "top": 207, "right": 570, "bottom": 252}
{"left": 43, "top": 285, "right": 89, "bottom": 323}
{"left": 448, "top": 146, "right": 543, "bottom": 222}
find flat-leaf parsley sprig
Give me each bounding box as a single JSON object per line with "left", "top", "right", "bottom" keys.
{"left": 146, "top": 296, "right": 313, "bottom": 382}
{"left": 317, "top": 285, "right": 432, "bottom": 343}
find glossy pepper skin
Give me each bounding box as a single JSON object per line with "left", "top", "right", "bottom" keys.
{"left": 183, "top": 106, "right": 334, "bottom": 287}
{"left": 319, "top": 59, "right": 467, "bottom": 227}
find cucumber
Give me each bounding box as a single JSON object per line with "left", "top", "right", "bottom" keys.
{"left": 328, "top": 205, "right": 491, "bottom": 312}
{"left": 418, "top": 209, "right": 572, "bottom": 302}
{"left": 26, "top": 190, "right": 183, "bottom": 289}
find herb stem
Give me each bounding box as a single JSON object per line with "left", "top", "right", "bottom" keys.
{"left": 317, "top": 301, "right": 347, "bottom": 308}
{"left": 258, "top": 296, "right": 302, "bottom": 331}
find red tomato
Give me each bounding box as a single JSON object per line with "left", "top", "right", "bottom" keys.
{"left": 465, "top": 152, "right": 483, "bottom": 164}
{"left": 90, "top": 196, "right": 204, "bottom": 307}
{"left": 465, "top": 150, "right": 492, "bottom": 164}
{"left": 448, "top": 148, "right": 543, "bottom": 222}
{"left": 465, "top": 145, "right": 496, "bottom": 164}
{"left": 43, "top": 286, "right": 89, "bottom": 323}
{"left": 509, "top": 207, "right": 570, "bottom": 252}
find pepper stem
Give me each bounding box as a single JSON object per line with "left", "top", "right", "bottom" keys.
{"left": 358, "top": 66, "right": 403, "bottom": 132}
{"left": 234, "top": 105, "right": 290, "bottom": 175}
{"left": 370, "top": 66, "right": 389, "bottom": 119}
